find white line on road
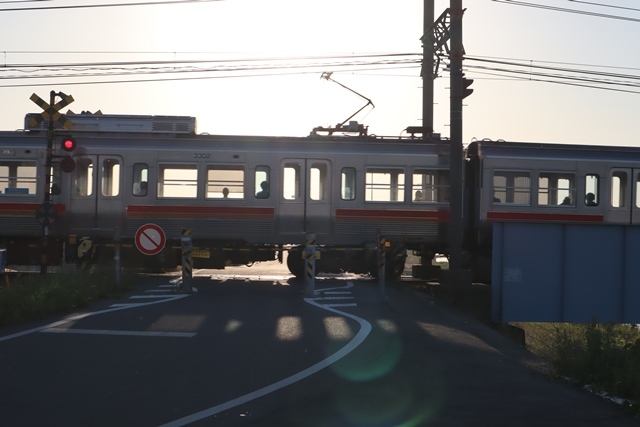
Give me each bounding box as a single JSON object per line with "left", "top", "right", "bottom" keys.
{"left": 311, "top": 296, "right": 354, "bottom": 300}
{"left": 158, "top": 281, "right": 371, "bottom": 427}
{"left": 41, "top": 328, "right": 197, "bottom": 338}
{"left": 0, "top": 294, "right": 190, "bottom": 343}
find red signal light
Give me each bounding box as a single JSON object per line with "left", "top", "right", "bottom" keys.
{"left": 61, "top": 138, "right": 76, "bottom": 152}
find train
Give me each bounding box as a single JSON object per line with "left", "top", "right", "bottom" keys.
{"left": 1, "top": 112, "right": 637, "bottom": 280}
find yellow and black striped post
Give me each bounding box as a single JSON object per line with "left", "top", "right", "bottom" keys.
{"left": 303, "top": 233, "right": 317, "bottom": 297}
{"left": 377, "top": 231, "right": 386, "bottom": 297}
{"left": 181, "top": 229, "right": 193, "bottom": 293}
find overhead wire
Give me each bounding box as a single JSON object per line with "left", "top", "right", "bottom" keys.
{"left": 491, "top": 0, "right": 640, "bottom": 22}
{"left": 0, "top": 0, "right": 222, "bottom": 12}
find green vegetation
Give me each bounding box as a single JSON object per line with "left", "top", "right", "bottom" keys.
{"left": 516, "top": 322, "right": 640, "bottom": 413}
{"left": 0, "top": 268, "right": 137, "bottom": 328}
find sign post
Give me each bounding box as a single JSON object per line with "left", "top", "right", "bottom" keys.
{"left": 30, "top": 91, "right": 74, "bottom": 273}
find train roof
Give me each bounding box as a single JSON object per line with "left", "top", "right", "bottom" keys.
{"left": 467, "top": 139, "right": 640, "bottom": 162}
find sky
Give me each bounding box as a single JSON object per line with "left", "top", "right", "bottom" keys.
{"left": 0, "top": 0, "right": 638, "bottom": 145}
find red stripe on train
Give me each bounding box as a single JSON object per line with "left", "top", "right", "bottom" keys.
{"left": 127, "top": 205, "right": 275, "bottom": 219}
{"left": 336, "top": 208, "right": 450, "bottom": 221}
{"left": 0, "top": 202, "right": 66, "bottom": 216}
{"left": 486, "top": 211, "right": 604, "bottom": 223}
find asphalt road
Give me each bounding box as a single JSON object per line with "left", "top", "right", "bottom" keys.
{"left": 0, "top": 262, "right": 638, "bottom": 427}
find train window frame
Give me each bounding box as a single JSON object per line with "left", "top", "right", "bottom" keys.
{"left": 158, "top": 163, "right": 198, "bottom": 199}
{"left": 341, "top": 167, "right": 356, "bottom": 201}
{"left": 492, "top": 170, "right": 531, "bottom": 205}
{"left": 283, "top": 162, "right": 301, "bottom": 201}
{"left": 206, "top": 164, "right": 245, "bottom": 200}
{"left": 0, "top": 160, "right": 37, "bottom": 196}
{"left": 309, "top": 162, "right": 328, "bottom": 201}
{"left": 365, "top": 167, "right": 405, "bottom": 203}
{"left": 101, "top": 158, "right": 121, "bottom": 197}
{"left": 255, "top": 166, "right": 270, "bottom": 199}
{"left": 538, "top": 171, "right": 576, "bottom": 207}
{"left": 584, "top": 174, "right": 599, "bottom": 207}
{"left": 74, "top": 157, "right": 94, "bottom": 197}
{"left": 412, "top": 168, "right": 449, "bottom": 203}
{"left": 132, "top": 163, "right": 149, "bottom": 197}
{"left": 611, "top": 170, "right": 627, "bottom": 208}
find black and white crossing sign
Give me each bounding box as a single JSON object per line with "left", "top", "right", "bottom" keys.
{"left": 28, "top": 92, "right": 74, "bottom": 129}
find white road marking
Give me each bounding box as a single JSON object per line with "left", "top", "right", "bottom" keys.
{"left": 0, "top": 294, "right": 190, "bottom": 343}
{"left": 158, "top": 282, "right": 370, "bottom": 427}
{"left": 129, "top": 295, "right": 178, "bottom": 299}
{"left": 41, "top": 328, "right": 196, "bottom": 338}
{"left": 311, "top": 296, "right": 355, "bottom": 300}
{"left": 325, "top": 303, "right": 358, "bottom": 308}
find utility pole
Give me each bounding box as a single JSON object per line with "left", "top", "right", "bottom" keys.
{"left": 423, "top": 0, "right": 434, "bottom": 137}
{"left": 446, "top": 0, "right": 471, "bottom": 285}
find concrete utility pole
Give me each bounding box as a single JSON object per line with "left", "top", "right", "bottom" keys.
{"left": 446, "top": 0, "right": 470, "bottom": 285}
{"left": 423, "top": 0, "right": 434, "bottom": 137}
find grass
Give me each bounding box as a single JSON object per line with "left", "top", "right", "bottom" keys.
{"left": 0, "top": 267, "right": 137, "bottom": 328}
{"left": 513, "top": 322, "right": 640, "bottom": 413}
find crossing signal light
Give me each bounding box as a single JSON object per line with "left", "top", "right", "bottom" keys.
{"left": 61, "top": 137, "right": 76, "bottom": 152}
{"left": 60, "top": 156, "right": 75, "bottom": 173}
{"left": 462, "top": 77, "right": 474, "bottom": 99}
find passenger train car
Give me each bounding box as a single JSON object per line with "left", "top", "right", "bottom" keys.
{"left": 4, "top": 112, "right": 639, "bottom": 280}
{"left": 0, "top": 113, "right": 453, "bottom": 278}
{"left": 465, "top": 139, "right": 640, "bottom": 280}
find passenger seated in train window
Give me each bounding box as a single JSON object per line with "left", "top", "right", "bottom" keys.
{"left": 222, "top": 187, "right": 229, "bottom": 198}
{"left": 493, "top": 195, "right": 501, "bottom": 203}
{"left": 414, "top": 190, "right": 424, "bottom": 201}
{"left": 585, "top": 192, "right": 597, "bottom": 206}
{"left": 256, "top": 181, "right": 269, "bottom": 198}
{"left": 560, "top": 196, "right": 572, "bottom": 205}
{"left": 135, "top": 181, "right": 148, "bottom": 196}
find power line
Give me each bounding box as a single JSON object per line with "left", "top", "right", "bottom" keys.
{"left": 492, "top": 0, "right": 640, "bottom": 22}
{"left": 567, "top": 1, "right": 640, "bottom": 13}
{"left": 0, "top": 0, "right": 222, "bottom": 12}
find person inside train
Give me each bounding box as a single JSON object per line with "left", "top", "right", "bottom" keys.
{"left": 560, "top": 196, "right": 571, "bottom": 205}
{"left": 585, "top": 192, "right": 597, "bottom": 206}
{"left": 222, "top": 187, "right": 229, "bottom": 198}
{"left": 256, "top": 181, "right": 269, "bottom": 198}
{"left": 414, "top": 190, "right": 424, "bottom": 201}
{"left": 133, "top": 181, "right": 148, "bottom": 196}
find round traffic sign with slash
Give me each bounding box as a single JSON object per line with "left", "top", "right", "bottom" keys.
{"left": 36, "top": 202, "right": 58, "bottom": 226}
{"left": 135, "top": 223, "right": 166, "bottom": 256}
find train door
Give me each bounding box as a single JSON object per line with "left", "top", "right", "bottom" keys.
{"left": 279, "top": 158, "right": 332, "bottom": 237}
{"left": 69, "top": 154, "right": 123, "bottom": 233}
{"left": 606, "top": 168, "right": 640, "bottom": 224}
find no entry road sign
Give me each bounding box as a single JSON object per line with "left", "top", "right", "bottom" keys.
{"left": 135, "top": 223, "right": 166, "bottom": 256}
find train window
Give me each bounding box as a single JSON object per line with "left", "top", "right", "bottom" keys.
{"left": 341, "top": 168, "right": 356, "bottom": 201}
{"left": 309, "top": 162, "right": 327, "bottom": 201}
{"left": 493, "top": 171, "right": 530, "bottom": 205}
{"left": 158, "top": 163, "right": 197, "bottom": 198}
{"left": 412, "top": 169, "right": 449, "bottom": 203}
{"left": 538, "top": 172, "right": 575, "bottom": 206}
{"left": 0, "top": 160, "right": 37, "bottom": 195}
{"left": 132, "top": 163, "right": 149, "bottom": 197}
{"left": 584, "top": 174, "right": 599, "bottom": 206}
{"left": 206, "top": 165, "right": 244, "bottom": 199}
{"left": 283, "top": 162, "right": 301, "bottom": 201}
{"left": 75, "top": 157, "right": 94, "bottom": 196}
{"left": 365, "top": 168, "right": 405, "bottom": 202}
{"left": 101, "top": 158, "right": 120, "bottom": 197}
{"left": 611, "top": 171, "right": 627, "bottom": 208}
{"left": 636, "top": 172, "right": 640, "bottom": 209}
{"left": 255, "top": 166, "right": 270, "bottom": 199}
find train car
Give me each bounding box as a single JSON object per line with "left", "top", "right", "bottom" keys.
{"left": 0, "top": 113, "right": 453, "bottom": 278}
{"left": 465, "top": 139, "right": 640, "bottom": 279}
